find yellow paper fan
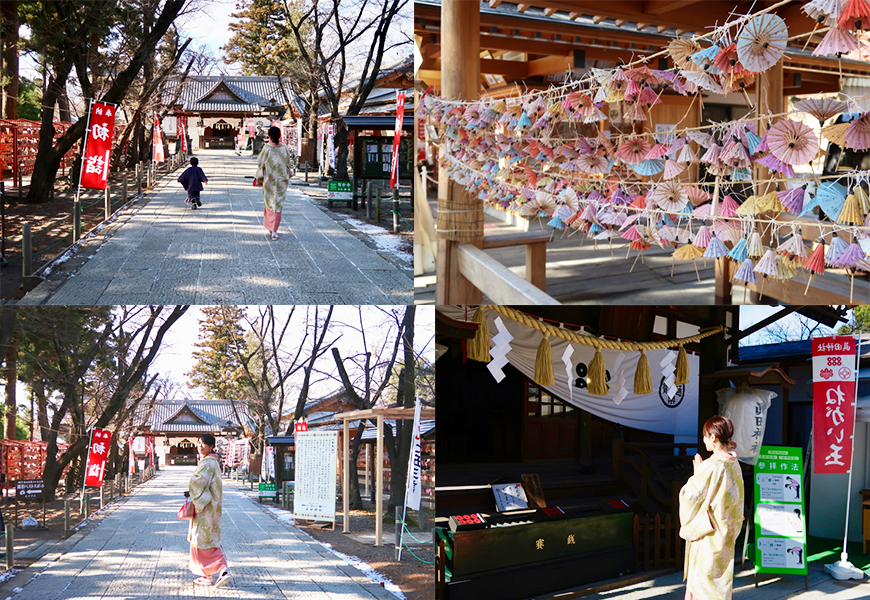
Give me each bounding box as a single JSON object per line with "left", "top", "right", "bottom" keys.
{"left": 758, "top": 190, "right": 785, "bottom": 212}
{"left": 736, "top": 195, "right": 761, "bottom": 215}
{"left": 821, "top": 122, "right": 849, "bottom": 146}
{"left": 837, "top": 194, "right": 864, "bottom": 224}
{"left": 673, "top": 244, "right": 704, "bottom": 260}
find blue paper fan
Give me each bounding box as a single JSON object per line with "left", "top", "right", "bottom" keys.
{"left": 730, "top": 167, "right": 752, "bottom": 181}
{"left": 690, "top": 44, "right": 720, "bottom": 65}
{"left": 728, "top": 237, "right": 748, "bottom": 262}
{"left": 632, "top": 159, "right": 664, "bottom": 176}
{"left": 744, "top": 129, "right": 762, "bottom": 154}
{"left": 800, "top": 181, "right": 847, "bottom": 217}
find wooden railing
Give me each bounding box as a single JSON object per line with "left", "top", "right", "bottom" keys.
{"left": 613, "top": 440, "right": 695, "bottom": 512}
{"left": 457, "top": 244, "right": 560, "bottom": 304}
{"left": 634, "top": 512, "right": 684, "bottom": 571}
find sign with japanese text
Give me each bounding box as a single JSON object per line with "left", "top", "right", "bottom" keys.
{"left": 390, "top": 92, "right": 406, "bottom": 189}
{"left": 296, "top": 119, "right": 303, "bottom": 157}
{"left": 294, "top": 431, "right": 338, "bottom": 522}
{"left": 328, "top": 123, "right": 335, "bottom": 171}
{"left": 80, "top": 101, "right": 116, "bottom": 190}
{"left": 812, "top": 335, "right": 858, "bottom": 474}
{"left": 146, "top": 435, "right": 155, "bottom": 467}
{"left": 258, "top": 482, "right": 276, "bottom": 499}
{"left": 327, "top": 180, "right": 352, "bottom": 201}
{"left": 294, "top": 419, "right": 309, "bottom": 433}
{"left": 178, "top": 116, "right": 188, "bottom": 153}
{"left": 84, "top": 428, "right": 112, "bottom": 487}
{"left": 153, "top": 114, "right": 165, "bottom": 163}
{"left": 404, "top": 398, "right": 423, "bottom": 510}
{"left": 754, "top": 446, "right": 807, "bottom": 576}
{"left": 16, "top": 479, "right": 44, "bottom": 499}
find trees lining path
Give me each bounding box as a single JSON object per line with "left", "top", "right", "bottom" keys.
{"left": 11, "top": 467, "right": 401, "bottom": 600}
{"left": 19, "top": 150, "right": 412, "bottom": 305}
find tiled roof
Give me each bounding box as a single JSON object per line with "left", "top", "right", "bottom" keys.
{"left": 162, "top": 76, "right": 304, "bottom": 114}
{"left": 134, "top": 400, "right": 252, "bottom": 433}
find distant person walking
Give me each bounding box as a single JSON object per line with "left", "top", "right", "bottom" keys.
{"left": 177, "top": 157, "right": 208, "bottom": 210}
{"left": 679, "top": 416, "right": 744, "bottom": 600}
{"left": 188, "top": 434, "right": 231, "bottom": 588}
{"left": 254, "top": 126, "right": 293, "bottom": 240}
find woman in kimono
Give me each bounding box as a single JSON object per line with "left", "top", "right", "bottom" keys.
{"left": 679, "top": 416, "right": 744, "bottom": 600}
{"left": 189, "top": 434, "right": 231, "bottom": 588}
{"left": 255, "top": 126, "right": 294, "bottom": 240}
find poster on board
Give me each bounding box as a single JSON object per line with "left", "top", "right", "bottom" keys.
{"left": 294, "top": 431, "right": 338, "bottom": 522}
{"left": 754, "top": 446, "right": 808, "bottom": 576}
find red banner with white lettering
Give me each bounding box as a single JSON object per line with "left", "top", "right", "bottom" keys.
{"left": 153, "top": 114, "right": 165, "bottom": 163}
{"left": 147, "top": 436, "right": 155, "bottom": 467}
{"left": 84, "top": 428, "right": 112, "bottom": 487}
{"left": 813, "top": 336, "right": 858, "bottom": 474}
{"left": 390, "top": 92, "right": 406, "bottom": 189}
{"left": 178, "top": 116, "right": 188, "bottom": 153}
{"left": 80, "top": 101, "right": 116, "bottom": 190}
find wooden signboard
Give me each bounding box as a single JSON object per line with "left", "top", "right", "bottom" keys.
{"left": 16, "top": 479, "right": 44, "bottom": 500}
{"left": 294, "top": 431, "right": 338, "bottom": 523}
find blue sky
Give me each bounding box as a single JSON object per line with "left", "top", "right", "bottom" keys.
{"left": 738, "top": 305, "right": 849, "bottom": 347}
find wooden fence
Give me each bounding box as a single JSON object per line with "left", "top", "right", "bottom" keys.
{"left": 633, "top": 513, "right": 684, "bottom": 571}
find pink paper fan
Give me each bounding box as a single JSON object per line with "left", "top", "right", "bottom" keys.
{"left": 845, "top": 112, "right": 870, "bottom": 151}
{"left": 717, "top": 194, "right": 740, "bottom": 217}
{"left": 694, "top": 225, "right": 712, "bottom": 248}
{"left": 615, "top": 137, "right": 652, "bottom": 164}
{"left": 813, "top": 26, "right": 860, "bottom": 56}
{"left": 766, "top": 119, "right": 820, "bottom": 166}
{"left": 686, "top": 186, "right": 711, "bottom": 206}
{"left": 646, "top": 144, "right": 672, "bottom": 160}
{"left": 663, "top": 159, "right": 687, "bottom": 179}
{"left": 757, "top": 153, "right": 796, "bottom": 177}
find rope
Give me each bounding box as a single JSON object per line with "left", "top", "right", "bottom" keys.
{"left": 486, "top": 305, "right": 726, "bottom": 351}
{"left": 400, "top": 518, "right": 430, "bottom": 544}
{"left": 401, "top": 540, "right": 435, "bottom": 564}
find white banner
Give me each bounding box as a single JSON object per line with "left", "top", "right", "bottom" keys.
{"left": 443, "top": 307, "right": 700, "bottom": 437}
{"left": 294, "top": 431, "right": 338, "bottom": 522}
{"left": 261, "top": 445, "right": 275, "bottom": 481}
{"left": 404, "top": 398, "right": 423, "bottom": 510}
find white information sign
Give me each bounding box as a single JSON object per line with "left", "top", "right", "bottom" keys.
{"left": 294, "top": 431, "right": 338, "bottom": 522}
{"left": 492, "top": 482, "right": 528, "bottom": 512}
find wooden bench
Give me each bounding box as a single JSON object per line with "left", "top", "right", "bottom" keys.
{"left": 481, "top": 230, "right": 552, "bottom": 292}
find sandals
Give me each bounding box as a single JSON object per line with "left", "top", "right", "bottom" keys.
{"left": 271, "top": 232, "right": 279, "bottom": 241}
{"left": 214, "top": 571, "right": 232, "bottom": 588}
{"left": 194, "top": 576, "right": 211, "bottom": 585}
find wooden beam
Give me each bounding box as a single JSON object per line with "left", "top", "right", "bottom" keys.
{"left": 489, "top": 0, "right": 503, "bottom": 7}
{"left": 518, "top": 3, "right": 532, "bottom": 12}
{"left": 592, "top": 15, "right": 606, "bottom": 24}
{"left": 527, "top": 55, "right": 572, "bottom": 77}
{"left": 729, "top": 307, "right": 802, "bottom": 345}
{"left": 457, "top": 244, "right": 561, "bottom": 304}
{"left": 643, "top": 0, "right": 703, "bottom": 15}
{"left": 544, "top": 8, "right": 557, "bottom": 16}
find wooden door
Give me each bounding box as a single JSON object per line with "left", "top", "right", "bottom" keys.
{"left": 521, "top": 379, "right": 580, "bottom": 461}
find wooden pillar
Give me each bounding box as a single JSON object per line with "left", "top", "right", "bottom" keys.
{"left": 436, "top": 0, "right": 482, "bottom": 304}
{"left": 342, "top": 419, "right": 350, "bottom": 534}
{"left": 750, "top": 62, "right": 784, "bottom": 304}
{"left": 376, "top": 414, "right": 384, "bottom": 547}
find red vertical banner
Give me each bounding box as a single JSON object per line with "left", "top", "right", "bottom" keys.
{"left": 153, "top": 114, "right": 165, "bottom": 163}
{"left": 390, "top": 92, "right": 406, "bottom": 189}
{"left": 129, "top": 437, "right": 136, "bottom": 475}
{"left": 146, "top": 436, "right": 155, "bottom": 467}
{"left": 813, "top": 335, "right": 858, "bottom": 474}
{"left": 84, "top": 428, "right": 112, "bottom": 487}
{"left": 80, "top": 102, "right": 116, "bottom": 190}
{"left": 178, "top": 116, "right": 188, "bottom": 153}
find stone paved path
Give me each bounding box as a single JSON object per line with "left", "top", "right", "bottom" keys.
{"left": 12, "top": 467, "right": 400, "bottom": 600}
{"left": 20, "top": 150, "right": 411, "bottom": 305}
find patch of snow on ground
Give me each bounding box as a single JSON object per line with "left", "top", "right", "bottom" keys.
{"left": 0, "top": 569, "right": 20, "bottom": 585}
{"left": 336, "top": 214, "right": 413, "bottom": 264}
{"left": 260, "top": 506, "right": 405, "bottom": 599}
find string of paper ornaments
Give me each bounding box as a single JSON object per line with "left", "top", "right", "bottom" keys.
{"left": 421, "top": 1, "right": 870, "bottom": 297}
{"left": 467, "top": 305, "right": 727, "bottom": 395}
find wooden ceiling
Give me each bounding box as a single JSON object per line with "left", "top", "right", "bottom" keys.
{"left": 415, "top": 0, "right": 870, "bottom": 95}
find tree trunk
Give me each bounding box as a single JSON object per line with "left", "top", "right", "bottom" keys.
{"left": 334, "top": 125, "right": 349, "bottom": 180}
{"left": 57, "top": 86, "right": 71, "bottom": 123}
{"left": 347, "top": 422, "right": 365, "bottom": 509}
{"left": 34, "top": 381, "right": 49, "bottom": 441}
{"left": 1, "top": 0, "right": 19, "bottom": 120}
{"left": 4, "top": 341, "right": 16, "bottom": 439}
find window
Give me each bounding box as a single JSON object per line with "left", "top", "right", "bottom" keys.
{"left": 526, "top": 381, "right": 575, "bottom": 418}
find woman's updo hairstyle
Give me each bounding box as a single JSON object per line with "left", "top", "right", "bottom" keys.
{"left": 200, "top": 433, "right": 216, "bottom": 450}
{"left": 703, "top": 415, "right": 737, "bottom": 450}
{"left": 268, "top": 126, "right": 281, "bottom": 143}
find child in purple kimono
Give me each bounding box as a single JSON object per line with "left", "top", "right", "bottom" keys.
{"left": 177, "top": 157, "right": 208, "bottom": 210}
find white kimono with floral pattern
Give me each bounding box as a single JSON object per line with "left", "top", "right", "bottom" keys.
{"left": 188, "top": 454, "right": 223, "bottom": 549}
{"left": 679, "top": 453, "right": 744, "bottom": 600}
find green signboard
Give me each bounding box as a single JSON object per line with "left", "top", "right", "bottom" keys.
{"left": 754, "top": 446, "right": 807, "bottom": 576}
{"left": 328, "top": 180, "right": 353, "bottom": 201}
{"left": 258, "top": 482, "right": 276, "bottom": 499}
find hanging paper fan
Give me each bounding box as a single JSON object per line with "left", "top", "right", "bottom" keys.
{"left": 686, "top": 130, "right": 716, "bottom": 148}
{"left": 682, "top": 70, "right": 726, "bottom": 94}
{"left": 663, "top": 159, "right": 687, "bottom": 179}
{"left": 669, "top": 38, "right": 702, "bottom": 70}
{"left": 576, "top": 153, "right": 612, "bottom": 175}
{"left": 736, "top": 13, "right": 788, "bottom": 73}
{"left": 802, "top": 181, "right": 848, "bottom": 218}
{"left": 754, "top": 249, "right": 780, "bottom": 278}
{"left": 779, "top": 230, "right": 809, "bottom": 263}
{"left": 766, "top": 119, "right": 820, "bottom": 166}
{"left": 624, "top": 103, "right": 647, "bottom": 122}
{"left": 615, "top": 137, "right": 652, "bottom": 164}
{"left": 649, "top": 181, "right": 688, "bottom": 212}
{"left": 714, "top": 220, "right": 742, "bottom": 244}
{"left": 713, "top": 43, "right": 743, "bottom": 74}
{"left": 673, "top": 243, "right": 704, "bottom": 260}
{"left": 778, "top": 186, "right": 807, "bottom": 214}
{"left": 803, "top": 0, "right": 843, "bottom": 25}
{"left": 747, "top": 230, "right": 765, "bottom": 258}
{"left": 794, "top": 98, "right": 849, "bottom": 126}
{"left": 626, "top": 65, "right": 663, "bottom": 85}
{"left": 821, "top": 122, "right": 850, "bottom": 146}
{"left": 838, "top": 194, "right": 865, "bottom": 224}
{"left": 733, "top": 258, "right": 758, "bottom": 283}
{"left": 812, "top": 27, "right": 860, "bottom": 56}
{"left": 729, "top": 237, "right": 749, "bottom": 262}
{"left": 728, "top": 71, "right": 757, "bottom": 94}
{"left": 632, "top": 159, "right": 665, "bottom": 176}
{"left": 831, "top": 243, "right": 867, "bottom": 268}
{"left": 757, "top": 153, "right": 796, "bottom": 177}
{"left": 685, "top": 186, "right": 710, "bottom": 206}
{"left": 693, "top": 225, "right": 712, "bottom": 248}
{"left": 826, "top": 233, "right": 850, "bottom": 264}
{"left": 645, "top": 144, "right": 672, "bottom": 160}
{"left": 838, "top": 0, "right": 870, "bottom": 30}
{"left": 845, "top": 112, "right": 870, "bottom": 150}
{"left": 704, "top": 234, "right": 730, "bottom": 258}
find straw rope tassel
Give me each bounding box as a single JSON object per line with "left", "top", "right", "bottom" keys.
{"left": 468, "top": 306, "right": 491, "bottom": 362}
{"left": 534, "top": 334, "right": 555, "bottom": 387}
{"left": 589, "top": 346, "right": 608, "bottom": 396}
{"left": 634, "top": 350, "right": 653, "bottom": 395}
{"left": 675, "top": 345, "right": 690, "bottom": 386}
